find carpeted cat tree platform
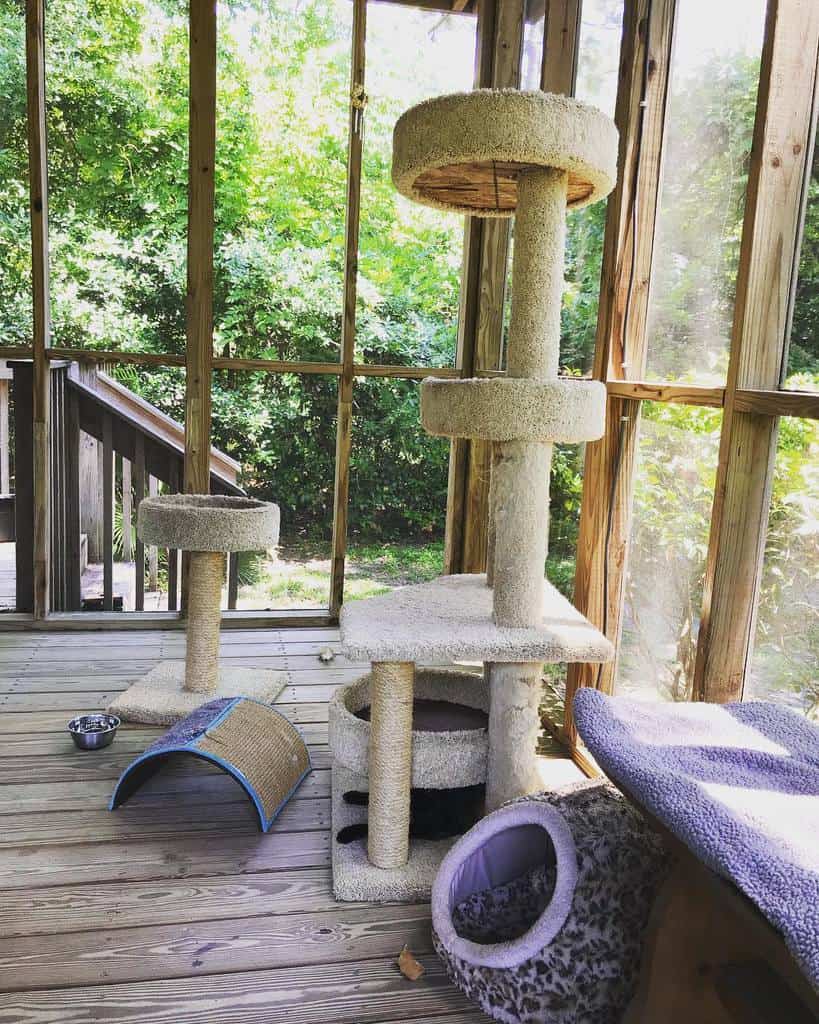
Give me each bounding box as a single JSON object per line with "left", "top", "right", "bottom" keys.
{"left": 331, "top": 90, "right": 618, "bottom": 901}
{"left": 110, "top": 494, "right": 285, "bottom": 725}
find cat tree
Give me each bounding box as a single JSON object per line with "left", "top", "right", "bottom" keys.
{"left": 332, "top": 90, "right": 618, "bottom": 901}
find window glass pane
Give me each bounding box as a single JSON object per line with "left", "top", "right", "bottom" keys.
{"left": 215, "top": 0, "right": 351, "bottom": 364}
{"left": 521, "top": 1, "right": 544, "bottom": 90}
{"left": 616, "top": 403, "right": 722, "bottom": 700}
{"left": 644, "top": 0, "right": 766, "bottom": 384}
{"left": 0, "top": 0, "right": 31, "bottom": 346}
{"left": 358, "top": 6, "right": 477, "bottom": 368}
{"left": 747, "top": 417, "right": 819, "bottom": 717}
{"left": 783, "top": 136, "right": 819, "bottom": 392}
{"left": 46, "top": 0, "right": 188, "bottom": 353}
{"left": 560, "top": 0, "right": 624, "bottom": 375}
{"left": 211, "top": 369, "right": 336, "bottom": 611}
{"left": 347, "top": 379, "right": 447, "bottom": 600}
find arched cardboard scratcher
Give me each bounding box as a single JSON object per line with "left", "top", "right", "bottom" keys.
{"left": 110, "top": 697, "right": 311, "bottom": 833}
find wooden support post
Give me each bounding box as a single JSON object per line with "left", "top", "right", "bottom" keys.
{"left": 564, "top": 0, "right": 677, "bottom": 744}
{"left": 329, "top": 0, "right": 366, "bottom": 618}
{"left": 25, "top": 0, "right": 50, "bottom": 619}
{"left": 133, "top": 434, "right": 145, "bottom": 612}
{"left": 692, "top": 0, "right": 819, "bottom": 703}
{"left": 64, "top": 385, "right": 81, "bottom": 610}
{"left": 184, "top": 0, "right": 216, "bottom": 499}
{"left": 121, "top": 458, "right": 132, "bottom": 563}
{"left": 540, "top": 0, "right": 581, "bottom": 95}
{"left": 445, "top": 0, "right": 526, "bottom": 575}
{"left": 102, "top": 413, "right": 114, "bottom": 612}
{"left": 167, "top": 462, "right": 179, "bottom": 611}
{"left": 0, "top": 362, "right": 10, "bottom": 496}
{"left": 227, "top": 550, "right": 239, "bottom": 610}
{"left": 147, "top": 475, "right": 158, "bottom": 592}
{"left": 12, "top": 363, "right": 34, "bottom": 613}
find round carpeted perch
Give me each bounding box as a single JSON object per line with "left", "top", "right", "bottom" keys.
{"left": 108, "top": 494, "right": 284, "bottom": 725}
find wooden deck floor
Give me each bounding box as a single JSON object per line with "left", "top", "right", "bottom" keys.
{"left": 0, "top": 626, "right": 582, "bottom": 1023}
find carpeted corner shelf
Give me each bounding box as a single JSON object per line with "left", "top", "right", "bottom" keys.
{"left": 330, "top": 89, "right": 619, "bottom": 902}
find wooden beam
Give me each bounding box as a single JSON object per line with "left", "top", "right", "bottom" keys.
{"left": 733, "top": 388, "right": 819, "bottom": 420}
{"left": 692, "top": 0, "right": 819, "bottom": 703}
{"left": 565, "top": 0, "right": 677, "bottom": 742}
{"left": 446, "top": 0, "right": 525, "bottom": 575}
{"left": 606, "top": 380, "right": 725, "bottom": 408}
{"left": 329, "top": 0, "right": 366, "bottom": 618}
{"left": 64, "top": 387, "right": 81, "bottom": 610}
{"left": 12, "top": 363, "right": 34, "bottom": 613}
{"left": 0, "top": 365, "right": 10, "bottom": 496}
{"left": 121, "top": 458, "right": 132, "bottom": 562}
{"left": 102, "top": 414, "right": 114, "bottom": 612}
{"left": 540, "top": 0, "right": 581, "bottom": 94}
{"left": 133, "top": 434, "right": 145, "bottom": 613}
{"left": 183, "top": 0, "right": 216, "bottom": 497}
{"left": 25, "top": 0, "right": 50, "bottom": 618}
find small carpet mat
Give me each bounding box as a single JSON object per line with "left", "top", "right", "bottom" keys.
{"left": 108, "top": 660, "right": 286, "bottom": 726}
{"left": 110, "top": 697, "right": 310, "bottom": 832}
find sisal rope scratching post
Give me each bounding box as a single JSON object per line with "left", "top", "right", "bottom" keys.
{"left": 367, "top": 661, "right": 415, "bottom": 868}
{"left": 184, "top": 550, "right": 225, "bottom": 694}
{"left": 108, "top": 494, "right": 286, "bottom": 725}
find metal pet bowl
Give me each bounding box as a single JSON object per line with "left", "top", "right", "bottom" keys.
{"left": 67, "top": 714, "right": 120, "bottom": 751}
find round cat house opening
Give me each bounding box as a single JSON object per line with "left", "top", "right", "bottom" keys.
{"left": 432, "top": 800, "right": 578, "bottom": 969}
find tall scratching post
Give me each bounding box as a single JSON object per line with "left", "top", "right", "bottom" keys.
{"left": 334, "top": 90, "right": 619, "bottom": 899}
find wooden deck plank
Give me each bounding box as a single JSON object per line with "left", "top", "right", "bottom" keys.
{"left": 0, "top": 769, "right": 331, "bottom": 814}
{"left": 1, "top": 868, "right": 353, "bottom": 937}
{"left": 0, "top": 905, "right": 435, "bottom": 991}
{"left": 0, "top": 958, "right": 475, "bottom": 1024}
{"left": 0, "top": 625, "right": 546, "bottom": 1023}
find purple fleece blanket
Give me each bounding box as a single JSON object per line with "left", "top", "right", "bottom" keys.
{"left": 573, "top": 689, "right": 819, "bottom": 990}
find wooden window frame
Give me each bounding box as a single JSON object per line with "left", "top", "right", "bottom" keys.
{"left": 560, "top": 0, "right": 819, "bottom": 760}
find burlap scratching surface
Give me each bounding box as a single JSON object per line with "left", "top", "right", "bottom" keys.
{"left": 110, "top": 697, "right": 311, "bottom": 831}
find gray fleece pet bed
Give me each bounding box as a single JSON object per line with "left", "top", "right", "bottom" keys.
{"left": 573, "top": 688, "right": 819, "bottom": 992}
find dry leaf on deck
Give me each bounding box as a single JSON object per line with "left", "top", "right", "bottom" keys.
{"left": 397, "top": 945, "right": 425, "bottom": 981}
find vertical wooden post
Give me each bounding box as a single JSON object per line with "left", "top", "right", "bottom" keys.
{"left": 121, "top": 458, "right": 132, "bottom": 562}
{"left": 564, "top": 0, "right": 677, "bottom": 743}
{"left": 25, "top": 0, "right": 50, "bottom": 618}
{"left": 329, "top": 0, "right": 366, "bottom": 618}
{"left": 167, "top": 462, "right": 180, "bottom": 612}
{"left": 64, "top": 386, "right": 81, "bottom": 610}
{"left": 102, "top": 413, "right": 114, "bottom": 611}
{"left": 147, "top": 475, "right": 159, "bottom": 592}
{"left": 12, "top": 362, "right": 34, "bottom": 613}
{"left": 133, "top": 434, "right": 146, "bottom": 612}
{"left": 0, "top": 362, "right": 10, "bottom": 496}
{"left": 445, "top": 0, "right": 526, "bottom": 575}
{"left": 227, "top": 550, "right": 239, "bottom": 610}
{"left": 540, "top": 0, "right": 581, "bottom": 94}
{"left": 444, "top": 0, "right": 496, "bottom": 575}
{"left": 692, "top": 0, "right": 819, "bottom": 703}
{"left": 184, "top": 0, "right": 216, "bottom": 498}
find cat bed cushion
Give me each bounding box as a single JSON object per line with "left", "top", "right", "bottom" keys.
{"left": 573, "top": 688, "right": 819, "bottom": 990}
{"left": 110, "top": 697, "right": 310, "bottom": 832}
{"left": 432, "top": 781, "right": 668, "bottom": 1024}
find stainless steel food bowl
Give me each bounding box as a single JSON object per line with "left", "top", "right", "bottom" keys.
{"left": 67, "top": 714, "right": 120, "bottom": 751}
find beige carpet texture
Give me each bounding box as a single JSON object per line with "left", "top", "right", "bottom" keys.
{"left": 392, "top": 90, "right": 618, "bottom": 217}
